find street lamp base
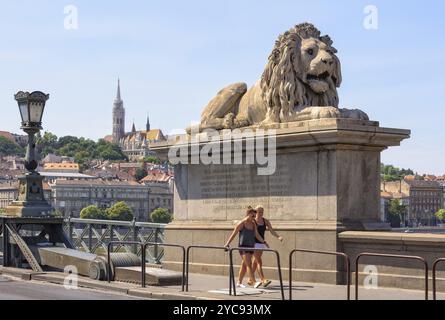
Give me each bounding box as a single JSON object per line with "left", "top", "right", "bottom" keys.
{"left": 3, "top": 200, "right": 54, "bottom": 217}
{"left": 3, "top": 172, "right": 54, "bottom": 217}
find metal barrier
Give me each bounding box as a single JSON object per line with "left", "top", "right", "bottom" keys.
{"left": 144, "top": 242, "right": 186, "bottom": 292}
{"left": 107, "top": 241, "right": 146, "bottom": 287}
{"left": 432, "top": 258, "right": 445, "bottom": 300}
{"left": 64, "top": 217, "right": 166, "bottom": 263}
{"left": 185, "top": 245, "right": 229, "bottom": 292}
{"left": 289, "top": 249, "right": 351, "bottom": 300}
{"left": 229, "top": 247, "right": 285, "bottom": 300}
{"left": 355, "top": 252, "right": 429, "bottom": 300}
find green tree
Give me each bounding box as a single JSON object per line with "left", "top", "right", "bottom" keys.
{"left": 34, "top": 132, "right": 127, "bottom": 171}
{"left": 142, "top": 156, "right": 160, "bottom": 164}
{"left": 52, "top": 209, "right": 64, "bottom": 217}
{"left": 388, "top": 199, "right": 407, "bottom": 221}
{"left": 134, "top": 168, "right": 148, "bottom": 181}
{"left": 106, "top": 202, "right": 134, "bottom": 221}
{"left": 0, "top": 136, "right": 24, "bottom": 157}
{"left": 80, "top": 205, "right": 107, "bottom": 220}
{"left": 150, "top": 208, "right": 173, "bottom": 224}
{"left": 36, "top": 131, "right": 58, "bottom": 157}
{"left": 435, "top": 209, "right": 445, "bottom": 221}
{"left": 381, "top": 164, "right": 415, "bottom": 182}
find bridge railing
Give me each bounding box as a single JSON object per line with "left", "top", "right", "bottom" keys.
{"left": 63, "top": 217, "right": 167, "bottom": 264}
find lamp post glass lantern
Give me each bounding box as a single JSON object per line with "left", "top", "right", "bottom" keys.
{"left": 14, "top": 91, "right": 49, "bottom": 171}
{"left": 2, "top": 91, "right": 53, "bottom": 217}
{"left": 15, "top": 91, "right": 48, "bottom": 126}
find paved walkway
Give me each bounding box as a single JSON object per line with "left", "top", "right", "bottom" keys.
{"left": 0, "top": 275, "right": 145, "bottom": 300}
{"left": 1, "top": 265, "right": 442, "bottom": 300}
{"left": 174, "top": 273, "right": 438, "bottom": 300}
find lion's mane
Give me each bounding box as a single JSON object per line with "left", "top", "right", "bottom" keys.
{"left": 259, "top": 23, "right": 342, "bottom": 119}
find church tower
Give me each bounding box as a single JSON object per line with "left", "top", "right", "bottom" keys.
{"left": 112, "top": 78, "right": 125, "bottom": 143}
{"left": 146, "top": 113, "right": 151, "bottom": 132}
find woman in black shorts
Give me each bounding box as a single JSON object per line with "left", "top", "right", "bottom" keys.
{"left": 224, "top": 207, "right": 268, "bottom": 288}
{"left": 252, "top": 205, "right": 283, "bottom": 287}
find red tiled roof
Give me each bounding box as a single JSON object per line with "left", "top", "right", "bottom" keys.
{"left": 140, "top": 170, "right": 173, "bottom": 183}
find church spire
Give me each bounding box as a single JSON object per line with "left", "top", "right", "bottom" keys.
{"left": 116, "top": 78, "right": 122, "bottom": 101}
{"left": 146, "top": 112, "right": 151, "bottom": 132}
{"left": 112, "top": 78, "right": 125, "bottom": 143}
{"left": 131, "top": 120, "right": 136, "bottom": 133}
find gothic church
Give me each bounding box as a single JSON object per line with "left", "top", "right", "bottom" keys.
{"left": 105, "top": 79, "right": 165, "bottom": 161}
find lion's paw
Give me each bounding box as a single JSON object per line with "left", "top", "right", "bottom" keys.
{"left": 223, "top": 113, "right": 235, "bottom": 129}
{"left": 339, "top": 108, "right": 369, "bottom": 121}
{"left": 307, "top": 106, "right": 341, "bottom": 119}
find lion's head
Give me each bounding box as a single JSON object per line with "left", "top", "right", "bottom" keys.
{"left": 260, "top": 23, "right": 342, "bottom": 120}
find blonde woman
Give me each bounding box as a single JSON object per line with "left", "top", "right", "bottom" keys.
{"left": 224, "top": 207, "right": 268, "bottom": 288}
{"left": 252, "top": 205, "right": 283, "bottom": 287}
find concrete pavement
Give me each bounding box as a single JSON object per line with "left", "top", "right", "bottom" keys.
{"left": 1, "top": 265, "right": 443, "bottom": 300}
{"left": 0, "top": 275, "right": 146, "bottom": 300}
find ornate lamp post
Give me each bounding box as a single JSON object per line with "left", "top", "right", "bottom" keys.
{"left": 3, "top": 91, "right": 53, "bottom": 217}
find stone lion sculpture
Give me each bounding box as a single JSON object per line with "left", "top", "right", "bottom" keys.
{"left": 192, "top": 23, "right": 368, "bottom": 132}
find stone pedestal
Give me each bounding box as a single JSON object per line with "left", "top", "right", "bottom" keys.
{"left": 4, "top": 173, "right": 53, "bottom": 217}
{"left": 151, "top": 118, "right": 410, "bottom": 284}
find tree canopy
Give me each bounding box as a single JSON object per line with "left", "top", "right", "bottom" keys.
{"left": 80, "top": 202, "right": 134, "bottom": 221}
{"left": 150, "top": 208, "right": 173, "bottom": 224}
{"left": 36, "top": 132, "right": 127, "bottom": 170}
{"left": 381, "top": 164, "right": 415, "bottom": 182}
{"left": 0, "top": 136, "right": 24, "bottom": 157}
{"left": 388, "top": 199, "right": 407, "bottom": 217}
{"left": 80, "top": 205, "right": 108, "bottom": 220}
{"left": 435, "top": 209, "right": 445, "bottom": 221}
{"left": 106, "top": 201, "right": 134, "bottom": 221}
{"left": 141, "top": 156, "right": 160, "bottom": 164}
{"left": 134, "top": 168, "right": 148, "bottom": 181}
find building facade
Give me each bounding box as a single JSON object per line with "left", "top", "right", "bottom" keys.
{"left": 50, "top": 178, "right": 173, "bottom": 221}
{"left": 140, "top": 170, "right": 174, "bottom": 214}
{"left": 381, "top": 178, "right": 443, "bottom": 226}
{"left": 50, "top": 180, "right": 150, "bottom": 220}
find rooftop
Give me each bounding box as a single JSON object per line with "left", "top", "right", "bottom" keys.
{"left": 404, "top": 179, "right": 442, "bottom": 188}
{"left": 43, "top": 163, "right": 79, "bottom": 170}
{"left": 140, "top": 170, "right": 173, "bottom": 183}
{"left": 53, "top": 179, "right": 144, "bottom": 187}
{"left": 39, "top": 172, "right": 95, "bottom": 179}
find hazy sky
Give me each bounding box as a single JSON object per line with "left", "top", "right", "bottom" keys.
{"left": 0, "top": 0, "right": 444, "bottom": 174}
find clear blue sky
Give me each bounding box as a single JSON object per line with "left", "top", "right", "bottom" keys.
{"left": 1, "top": 0, "right": 444, "bottom": 174}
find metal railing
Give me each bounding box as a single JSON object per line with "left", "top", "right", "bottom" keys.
{"left": 64, "top": 217, "right": 166, "bottom": 263}
{"left": 289, "top": 249, "right": 351, "bottom": 300}
{"left": 185, "top": 245, "right": 229, "bottom": 292}
{"left": 144, "top": 242, "right": 186, "bottom": 292}
{"left": 432, "top": 258, "right": 445, "bottom": 300}
{"left": 107, "top": 241, "right": 146, "bottom": 287}
{"left": 355, "top": 252, "right": 429, "bottom": 300}
{"left": 229, "top": 247, "right": 285, "bottom": 300}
